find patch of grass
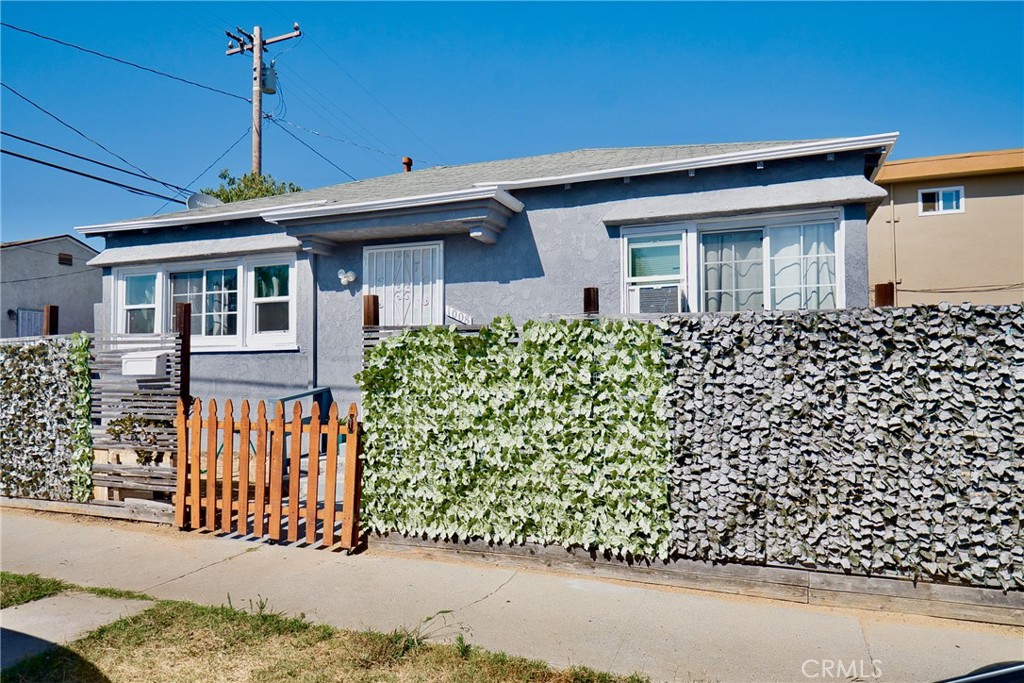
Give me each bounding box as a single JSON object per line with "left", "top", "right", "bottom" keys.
{"left": 0, "top": 571, "right": 69, "bottom": 608}
{"left": 80, "top": 586, "right": 153, "bottom": 601}
{"left": 1, "top": 571, "right": 152, "bottom": 608}
{"left": 4, "top": 597, "right": 651, "bottom": 683}
{"left": 455, "top": 632, "right": 473, "bottom": 659}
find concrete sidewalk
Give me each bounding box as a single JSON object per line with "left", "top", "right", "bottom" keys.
{"left": 2, "top": 592, "right": 152, "bottom": 669}
{"left": 1, "top": 509, "right": 1020, "bottom": 683}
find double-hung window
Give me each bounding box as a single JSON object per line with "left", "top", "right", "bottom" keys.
{"left": 625, "top": 234, "right": 687, "bottom": 313}
{"left": 115, "top": 254, "right": 295, "bottom": 350}
{"left": 123, "top": 274, "right": 158, "bottom": 333}
{"left": 251, "top": 264, "right": 291, "bottom": 334}
{"left": 623, "top": 211, "right": 842, "bottom": 314}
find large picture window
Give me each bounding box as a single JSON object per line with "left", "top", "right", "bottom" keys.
{"left": 623, "top": 211, "right": 842, "bottom": 314}
{"left": 115, "top": 254, "right": 296, "bottom": 350}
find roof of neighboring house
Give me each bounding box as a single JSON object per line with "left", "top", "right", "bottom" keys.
{"left": 78, "top": 132, "right": 898, "bottom": 235}
{"left": 876, "top": 148, "right": 1024, "bottom": 184}
{"left": 0, "top": 233, "right": 99, "bottom": 254}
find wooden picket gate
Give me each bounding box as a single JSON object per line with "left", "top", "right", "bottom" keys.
{"left": 174, "top": 398, "right": 362, "bottom": 550}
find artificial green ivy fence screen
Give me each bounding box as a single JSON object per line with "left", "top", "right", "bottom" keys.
{"left": 357, "top": 317, "right": 673, "bottom": 559}
{"left": 0, "top": 334, "right": 93, "bottom": 501}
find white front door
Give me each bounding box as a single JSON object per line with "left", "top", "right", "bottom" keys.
{"left": 363, "top": 242, "right": 444, "bottom": 325}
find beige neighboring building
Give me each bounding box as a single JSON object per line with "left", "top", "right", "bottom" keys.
{"left": 868, "top": 148, "right": 1024, "bottom": 306}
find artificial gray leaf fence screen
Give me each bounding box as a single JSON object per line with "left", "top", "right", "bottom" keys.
{"left": 358, "top": 304, "right": 1023, "bottom": 591}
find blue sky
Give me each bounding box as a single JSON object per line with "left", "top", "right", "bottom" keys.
{"left": 1, "top": 1, "right": 1022, "bottom": 244}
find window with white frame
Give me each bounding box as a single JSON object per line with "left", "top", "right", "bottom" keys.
{"left": 768, "top": 222, "right": 837, "bottom": 310}
{"left": 702, "top": 230, "right": 764, "bottom": 312}
{"left": 115, "top": 254, "right": 296, "bottom": 349}
{"left": 123, "top": 273, "right": 158, "bottom": 333}
{"left": 919, "top": 186, "right": 963, "bottom": 215}
{"left": 623, "top": 212, "right": 841, "bottom": 314}
{"left": 251, "top": 264, "right": 290, "bottom": 334}
{"left": 625, "top": 234, "right": 687, "bottom": 314}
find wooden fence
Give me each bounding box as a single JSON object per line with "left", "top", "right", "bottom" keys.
{"left": 90, "top": 333, "right": 184, "bottom": 453}
{"left": 174, "top": 398, "right": 363, "bottom": 550}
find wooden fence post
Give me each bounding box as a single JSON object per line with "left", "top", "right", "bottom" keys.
{"left": 340, "top": 402, "right": 362, "bottom": 550}
{"left": 583, "top": 288, "right": 599, "bottom": 316}
{"left": 174, "top": 303, "right": 191, "bottom": 411}
{"left": 189, "top": 398, "right": 202, "bottom": 529}
{"left": 42, "top": 305, "right": 58, "bottom": 335}
{"left": 363, "top": 294, "right": 380, "bottom": 327}
{"left": 174, "top": 398, "right": 189, "bottom": 528}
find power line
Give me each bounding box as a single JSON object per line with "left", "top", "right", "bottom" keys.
{"left": 303, "top": 31, "right": 446, "bottom": 162}
{"left": 152, "top": 126, "right": 252, "bottom": 214}
{"left": 1, "top": 131, "right": 188, "bottom": 193}
{"left": 2, "top": 149, "right": 186, "bottom": 204}
{"left": 270, "top": 72, "right": 393, "bottom": 174}
{"left": 265, "top": 115, "right": 357, "bottom": 181}
{"left": 1, "top": 22, "right": 251, "bottom": 102}
{"left": 1, "top": 267, "right": 100, "bottom": 284}
{"left": 276, "top": 61, "right": 399, "bottom": 159}
{"left": 272, "top": 116, "right": 434, "bottom": 166}
{"left": 2, "top": 82, "right": 163, "bottom": 184}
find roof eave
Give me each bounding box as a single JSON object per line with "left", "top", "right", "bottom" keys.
{"left": 76, "top": 189, "right": 525, "bottom": 235}
{"left": 474, "top": 132, "right": 900, "bottom": 190}
{"left": 260, "top": 187, "right": 524, "bottom": 224}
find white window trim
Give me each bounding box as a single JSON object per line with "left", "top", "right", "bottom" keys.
{"left": 619, "top": 224, "right": 690, "bottom": 315}
{"left": 112, "top": 253, "right": 297, "bottom": 352}
{"left": 245, "top": 254, "right": 299, "bottom": 347}
{"left": 620, "top": 208, "right": 846, "bottom": 313}
{"left": 918, "top": 185, "right": 965, "bottom": 216}
{"left": 362, "top": 240, "right": 445, "bottom": 325}
{"left": 168, "top": 260, "right": 242, "bottom": 348}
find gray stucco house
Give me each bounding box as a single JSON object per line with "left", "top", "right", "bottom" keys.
{"left": 78, "top": 133, "right": 897, "bottom": 405}
{"left": 1, "top": 234, "right": 101, "bottom": 337}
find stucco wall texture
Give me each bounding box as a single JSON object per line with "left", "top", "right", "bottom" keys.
{"left": 868, "top": 172, "right": 1024, "bottom": 306}
{"left": 99, "top": 152, "right": 875, "bottom": 406}
{"left": 1, "top": 238, "right": 102, "bottom": 337}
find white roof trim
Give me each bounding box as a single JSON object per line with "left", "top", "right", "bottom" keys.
{"left": 77, "top": 188, "right": 525, "bottom": 235}
{"left": 601, "top": 175, "right": 888, "bottom": 226}
{"left": 260, "top": 186, "right": 524, "bottom": 224}
{"left": 76, "top": 201, "right": 327, "bottom": 235}
{"left": 475, "top": 132, "right": 900, "bottom": 191}
{"left": 88, "top": 233, "right": 302, "bottom": 267}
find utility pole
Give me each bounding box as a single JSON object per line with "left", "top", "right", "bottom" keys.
{"left": 225, "top": 22, "right": 301, "bottom": 176}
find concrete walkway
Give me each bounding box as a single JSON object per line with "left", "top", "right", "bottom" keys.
{"left": 1, "top": 509, "right": 1021, "bottom": 682}
{"left": 1, "top": 592, "right": 152, "bottom": 669}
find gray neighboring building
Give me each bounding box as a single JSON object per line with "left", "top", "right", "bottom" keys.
{"left": 1, "top": 234, "right": 101, "bottom": 337}
{"left": 78, "top": 133, "right": 898, "bottom": 406}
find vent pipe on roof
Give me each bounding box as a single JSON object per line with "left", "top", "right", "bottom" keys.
{"left": 402, "top": 157, "right": 413, "bottom": 173}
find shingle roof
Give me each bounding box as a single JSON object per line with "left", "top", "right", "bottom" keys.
{"left": 111, "top": 140, "right": 816, "bottom": 227}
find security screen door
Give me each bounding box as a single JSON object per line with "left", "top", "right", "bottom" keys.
{"left": 363, "top": 242, "right": 443, "bottom": 325}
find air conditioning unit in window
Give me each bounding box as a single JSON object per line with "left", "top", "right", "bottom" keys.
{"left": 633, "top": 285, "right": 681, "bottom": 314}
